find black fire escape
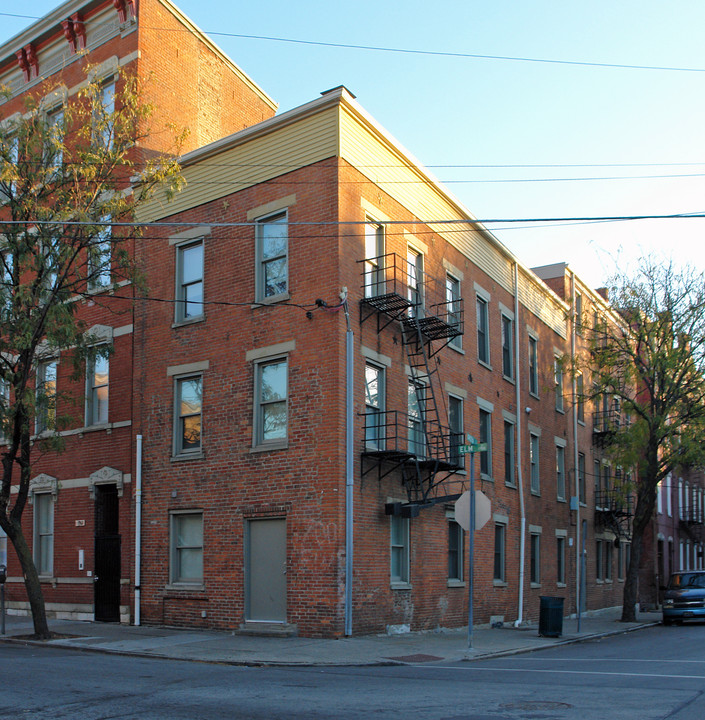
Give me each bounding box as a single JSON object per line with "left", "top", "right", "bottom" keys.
{"left": 594, "top": 488, "right": 634, "bottom": 539}
{"left": 358, "top": 253, "right": 465, "bottom": 516}
{"left": 680, "top": 507, "right": 705, "bottom": 544}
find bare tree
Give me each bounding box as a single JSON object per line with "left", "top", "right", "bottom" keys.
{"left": 0, "top": 72, "right": 183, "bottom": 638}
{"left": 586, "top": 260, "right": 705, "bottom": 622}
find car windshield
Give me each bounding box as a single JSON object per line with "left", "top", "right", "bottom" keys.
{"left": 668, "top": 572, "right": 705, "bottom": 590}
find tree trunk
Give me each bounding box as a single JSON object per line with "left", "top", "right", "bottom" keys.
{"left": 5, "top": 519, "right": 51, "bottom": 639}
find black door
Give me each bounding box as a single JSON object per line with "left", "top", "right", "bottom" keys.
{"left": 94, "top": 484, "right": 121, "bottom": 622}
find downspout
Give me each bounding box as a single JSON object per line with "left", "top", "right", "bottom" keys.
{"left": 343, "top": 294, "right": 354, "bottom": 636}
{"left": 513, "top": 262, "right": 526, "bottom": 627}
{"left": 570, "top": 272, "right": 582, "bottom": 630}
{"left": 134, "top": 434, "right": 143, "bottom": 626}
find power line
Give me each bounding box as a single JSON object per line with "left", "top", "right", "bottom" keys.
{"left": 2, "top": 13, "right": 705, "bottom": 74}
{"left": 3, "top": 213, "right": 705, "bottom": 230}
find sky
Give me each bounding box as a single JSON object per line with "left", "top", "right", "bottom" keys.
{"left": 3, "top": 1, "right": 705, "bottom": 290}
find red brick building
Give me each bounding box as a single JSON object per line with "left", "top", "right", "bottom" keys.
{"left": 0, "top": 0, "right": 274, "bottom": 623}
{"left": 1, "top": 0, "right": 637, "bottom": 636}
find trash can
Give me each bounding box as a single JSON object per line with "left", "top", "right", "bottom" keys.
{"left": 538, "top": 596, "right": 564, "bottom": 637}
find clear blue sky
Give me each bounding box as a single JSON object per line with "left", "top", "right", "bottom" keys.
{"left": 4, "top": 1, "right": 705, "bottom": 290}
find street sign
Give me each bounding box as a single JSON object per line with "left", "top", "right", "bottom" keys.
{"left": 454, "top": 490, "right": 491, "bottom": 531}
{"left": 459, "top": 442, "right": 487, "bottom": 454}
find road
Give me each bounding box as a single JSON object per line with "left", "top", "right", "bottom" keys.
{"left": 1, "top": 624, "right": 703, "bottom": 719}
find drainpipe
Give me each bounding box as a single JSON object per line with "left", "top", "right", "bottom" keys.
{"left": 343, "top": 295, "right": 354, "bottom": 636}
{"left": 134, "top": 434, "right": 143, "bottom": 626}
{"left": 513, "top": 262, "right": 526, "bottom": 627}
{"left": 570, "top": 272, "right": 582, "bottom": 631}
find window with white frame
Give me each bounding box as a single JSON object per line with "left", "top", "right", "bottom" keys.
{"left": 578, "top": 452, "right": 586, "bottom": 505}
{"left": 256, "top": 211, "right": 288, "bottom": 301}
{"left": 1, "top": 248, "right": 13, "bottom": 318}
{"left": 479, "top": 407, "right": 492, "bottom": 479}
{"left": 390, "top": 514, "right": 409, "bottom": 585}
{"left": 447, "top": 518, "right": 463, "bottom": 582}
{"left": 170, "top": 511, "right": 203, "bottom": 584}
{"left": 556, "top": 442, "right": 566, "bottom": 501}
{"left": 504, "top": 420, "right": 515, "bottom": 486}
{"left": 476, "top": 295, "right": 489, "bottom": 365}
{"left": 86, "top": 351, "right": 109, "bottom": 426}
{"left": 557, "top": 534, "right": 566, "bottom": 585}
{"left": 363, "top": 221, "right": 385, "bottom": 298}
{"left": 576, "top": 372, "right": 585, "bottom": 423}
{"left": 501, "top": 313, "right": 513, "bottom": 379}
{"left": 448, "top": 394, "right": 463, "bottom": 467}
{"left": 554, "top": 356, "right": 564, "bottom": 412}
{"left": 36, "top": 359, "right": 57, "bottom": 434}
{"left": 530, "top": 433, "right": 540, "bottom": 494}
{"left": 45, "top": 104, "right": 64, "bottom": 172}
{"left": 446, "top": 274, "right": 462, "bottom": 348}
{"left": 88, "top": 217, "right": 112, "bottom": 289}
{"left": 33, "top": 492, "right": 53, "bottom": 576}
{"left": 679, "top": 479, "right": 684, "bottom": 520}
{"left": 95, "top": 77, "right": 116, "bottom": 149}
{"left": 0, "top": 523, "right": 6, "bottom": 567}
{"left": 364, "top": 363, "right": 385, "bottom": 450}
{"left": 666, "top": 474, "right": 672, "bottom": 516}
{"left": 596, "top": 539, "right": 604, "bottom": 580}
{"left": 407, "top": 247, "right": 424, "bottom": 318}
{"left": 408, "top": 381, "right": 425, "bottom": 458}
{"left": 530, "top": 531, "right": 541, "bottom": 584}
{"left": 528, "top": 334, "right": 538, "bottom": 396}
{"left": 175, "top": 239, "right": 204, "bottom": 322}
{"left": 254, "top": 357, "right": 288, "bottom": 446}
{"left": 494, "top": 521, "right": 506, "bottom": 582}
{"left": 1, "top": 133, "right": 19, "bottom": 201}
{"left": 174, "top": 374, "right": 202, "bottom": 456}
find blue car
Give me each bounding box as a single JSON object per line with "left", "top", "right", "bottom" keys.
{"left": 663, "top": 571, "right": 705, "bottom": 625}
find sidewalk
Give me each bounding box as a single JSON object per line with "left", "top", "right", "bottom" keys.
{"left": 0, "top": 608, "right": 659, "bottom": 667}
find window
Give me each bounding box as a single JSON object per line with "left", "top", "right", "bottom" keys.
{"left": 448, "top": 519, "right": 463, "bottom": 582}
{"left": 594, "top": 460, "right": 602, "bottom": 507}
{"left": 0, "top": 376, "right": 8, "bottom": 442}
{"left": 86, "top": 352, "right": 109, "bottom": 425}
{"left": 448, "top": 395, "right": 463, "bottom": 467}
{"left": 556, "top": 443, "right": 566, "bottom": 501}
{"left": 170, "top": 511, "right": 203, "bottom": 584}
{"left": 596, "top": 539, "right": 604, "bottom": 580}
{"left": 479, "top": 408, "right": 492, "bottom": 478}
{"left": 174, "top": 375, "right": 202, "bottom": 455}
{"left": 576, "top": 372, "right": 585, "bottom": 423}
{"left": 446, "top": 274, "right": 462, "bottom": 348}
{"left": 528, "top": 335, "right": 538, "bottom": 396}
{"left": 575, "top": 292, "right": 583, "bottom": 335}
{"left": 1, "top": 249, "right": 13, "bottom": 318}
{"left": 578, "top": 452, "right": 586, "bottom": 505}
{"left": 36, "top": 359, "right": 57, "bottom": 434}
{"left": 476, "top": 295, "right": 489, "bottom": 364}
{"left": 390, "top": 514, "right": 409, "bottom": 585}
{"left": 501, "top": 314, "right": 513, "bottom": 379}
{"left": 0, "top": 524, "right": 6, "bottom": 567}
{"left": 557, "top": 536, "right": 566, "bottom": 585}
{"left": 605, "top": 541, "right": 613, "bottom": 581}
{"left": 494, "top": 523, "right": 506, "bottom": 582}
{"left": 554, "top": 356, "right": 564, "bottom": 412}
{"left": 89, "top": 218, "right": 112, "bottom": 289}
{"left": 407, "top": 248, "right": 424, "bottom": 317}
{"left": 255, "top": 358, "right": 287, "bottom": 446}
{"left": 530, "top": 433, "right": 540, "bottom": 494}
{"left": 45, "top": 105, "right": 64, "bottom": 172}
{"left": 1, "top": 133, "right": 19, "bottom": 201}
{"left": 364, "top": 363, "right": 385, "bottom": 450}
{"left": 256, "top": 212, "right": 288, "bottom": 301}
{"left": 33, "top": 493, "right": 53, "bottom": 576}
{"left": 666, "top": 474, "right": 672, "bottom": 517}
{"left": 363, "top": 221, "right": 385, "bottom": 298}
{"left": 504, "top": 420, "right": 515, "bottom": 486}
{"left": 175, "top": 240, "right": 204, "bottom": 322}
{"left": 95, "top": 77, "right": 115, "bottom": 149}
{"left": 408, "top": 381, "right": 425, "bottom": 457}
{"left": 530, "top": 533, "right": 541, "bottom": 584}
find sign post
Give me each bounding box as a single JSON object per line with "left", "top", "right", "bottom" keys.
{"left": 454, "top": 435, "right": 489, "bottom": 650}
